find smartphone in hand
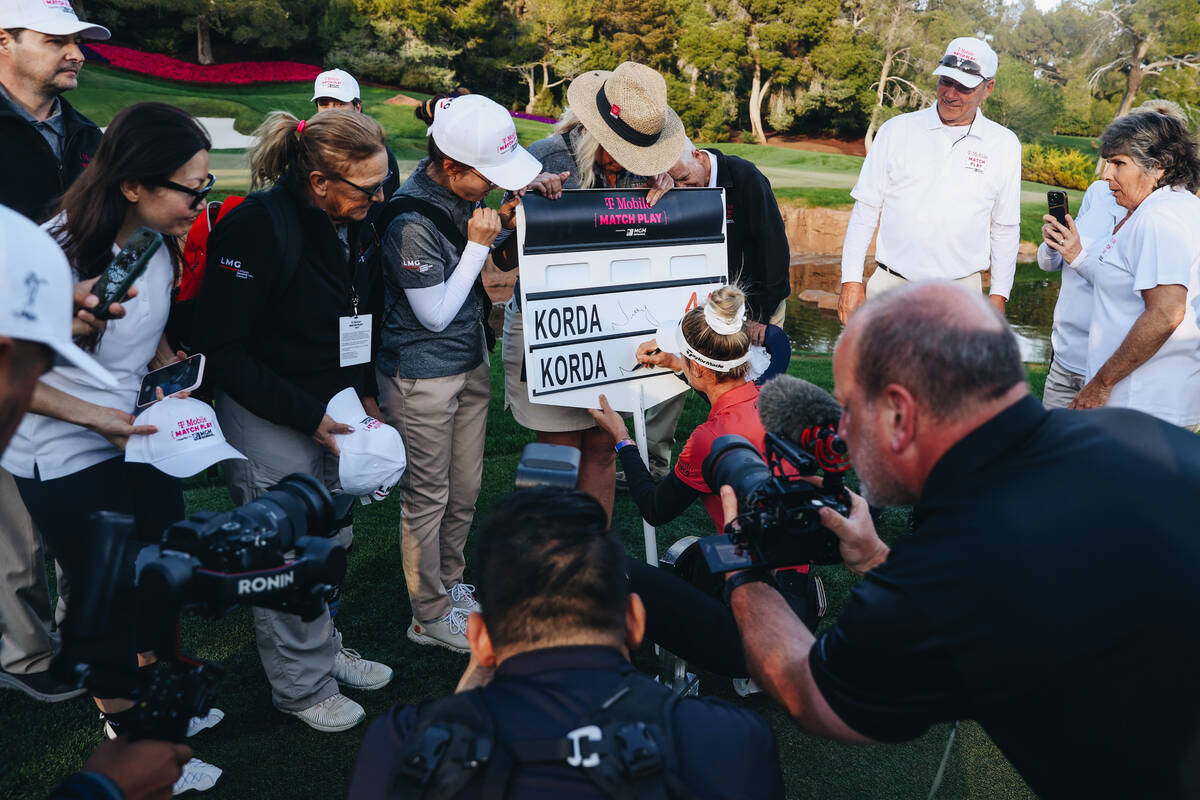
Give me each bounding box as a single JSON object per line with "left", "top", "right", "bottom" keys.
{"left": 1047, "top": 191, "right": 1070, "bottom": 227}
{"left": 136, "top": 353, "right": 205, "bottom": 408}
{"left": 90, "top": 227, "right": 163, "bottom": 320}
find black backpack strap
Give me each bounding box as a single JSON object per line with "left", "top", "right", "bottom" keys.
{"left": 257, "top": 185, "right": 303, "bottom": 294}
{"left": 376, "top": 194, "right": 497, "bottom": 352}
{"left": 388, "top": 690, "right": 496, "bottom": 800}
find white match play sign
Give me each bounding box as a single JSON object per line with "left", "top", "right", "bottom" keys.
{"left": 516, "top": 188, "right": 728, "bottom": 413}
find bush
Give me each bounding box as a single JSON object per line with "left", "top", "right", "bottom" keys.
{"left": 1022, "top": 143, "right": 1096, "bottom": 190}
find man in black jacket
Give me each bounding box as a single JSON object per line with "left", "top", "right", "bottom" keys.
{"left": 0, "top": 2, "right": 108, "bottom": 223}
{"left": 669, "top": 139, "right": 790, "bottom": 339}
{"left": 0, "top": 0, "right": 108, "bottom": 706}
{"left": 348, "top": 487, "right": 785, "bottom": 800}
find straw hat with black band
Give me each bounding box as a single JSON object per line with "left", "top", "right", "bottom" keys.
{"left": 566, "top": 62, "right": 687, "bottom": 177}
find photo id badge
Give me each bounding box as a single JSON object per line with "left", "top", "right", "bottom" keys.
{"left": 339, "top": 314, "right": 372, "bottom": 367}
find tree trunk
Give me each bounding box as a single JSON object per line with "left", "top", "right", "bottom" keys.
{"left": 523, "top": 67, "right": 536, "bottom": 114}
{"left": 1114, "top": 38, "right": 1150, "bottom": 119}
{"left": 196, "top": 14, "right": 215, "bottom": 66}
{"left": 865, "top": 49, "right": 896, "bottom": 153}
{"left": 1096, "top": 37, "right": 1150, "bottom": 174}
{"left": 748, "top": 61, "right": 771, "bottom": 146}
{"left": 539, "top": 61, "right": 552, "bottom": 96}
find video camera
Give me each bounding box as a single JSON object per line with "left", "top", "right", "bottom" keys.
{"left": 697, "top": 427, "right": 850, "bottom": 573}
{"left": 52, "top": 474, "right": 352, "bottom": 742}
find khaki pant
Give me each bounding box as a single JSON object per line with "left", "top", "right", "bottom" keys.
{"left": 1042, "top": 357, "right": 1086, "bottom": 410}
{"left": 866, "top": 266, "right": 983, "bottom": 299}
{"left": 216, "top": 393, "right": 351, "bottom": 712}
{"left": 377, "top": 361, "right": 489, "bottom": 623}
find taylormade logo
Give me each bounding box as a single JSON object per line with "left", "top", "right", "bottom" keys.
{"left": 237, "top": 571, "right": 295, "bottom": 596}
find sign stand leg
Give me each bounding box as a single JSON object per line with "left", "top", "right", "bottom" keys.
{"left": 632, "top": 384, "right": 657, "bottom": 566}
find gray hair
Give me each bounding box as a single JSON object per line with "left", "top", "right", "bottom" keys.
{"left": 1100, "top": 111, "right": 1200, "bottom": 193}
{"left": 679, "top": 137, "right": 696, "bottom": 160}
{"left": 847, "top": 283, "right": 1026, "bottom": 421}
{"left": 554, "top": 108, "right": 601, "bottom": 189}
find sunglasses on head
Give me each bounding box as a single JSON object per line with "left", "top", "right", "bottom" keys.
{"left": 939, "top": 54, "right": 986, "bottom": 78}
{"left": 156, "top": 173, "right": 216, "bottom": 211}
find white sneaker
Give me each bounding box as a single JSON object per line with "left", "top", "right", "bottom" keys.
{"left": 333, "top": 647, "right": 393, "bottom": 690}
{"left": 407, "top": 607, "right": 471, "bottom": 653}
{"left": 732, "top": 677, "right": 762, "bottom": 697}
{"left": 447, "top": 583, "right": 481, "bottom": 613}
{"left": 286, "top": 692, "right": 365, "bottom": 733}
{"left": 103, "top": 708, "right": 225, "bottom": 740}
{"left": 173, "top": 758, "right": 223, "bottom": 795}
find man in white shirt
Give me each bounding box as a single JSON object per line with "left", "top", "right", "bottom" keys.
{"left": 837, "top": 37, "right": 1021, "bottom": 323}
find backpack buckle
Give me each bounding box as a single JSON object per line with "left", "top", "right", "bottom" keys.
{"left": 614, "top": 722, "right": 663, "bottom": 779}
{"left": 565, "top": 724, "right": 603, "bottom": 768}
{"left": 398, "top": 726, "right": 452, "bottom": 785}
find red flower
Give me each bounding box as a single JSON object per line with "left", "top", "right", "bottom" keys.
{"left": 85, "top": 43, "right": 322, "bottom": 85}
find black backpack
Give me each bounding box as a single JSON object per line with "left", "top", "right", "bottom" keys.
{"left": 388, "top": 672, "right": 702, "bottom": 800}
{"left": 370, "top": 195, "right": 497, "bottom": 352}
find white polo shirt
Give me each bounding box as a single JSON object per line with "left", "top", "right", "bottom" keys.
{"left": 841, "top": 104, "right": 1022, "bottom": 295}
{"left": 2, "top": 222, "right": 174, "bottom": 480}
{"left": 1077, "top": 186, "right": 1200, "bottom": 427}
{"left": 1036, "top": 181, "right": 1124, "bottom": 374}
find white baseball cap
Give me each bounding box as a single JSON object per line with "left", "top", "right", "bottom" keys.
{"left": 311, "top": 69, "right": 360, "bottom": 104}
{"left": 0, "top": 205, "right": 117, "bottom": 388}
{"left": 0, "top": 0, "right": 110, "bottom": 39}
{"left": 427, "top": 94, "right": 542, "bottom": 191}
{"left": 125, "top": 397, "right": 246, "bottom": 477}
{"left": 326, "top": 388, "right": 406, "bottom": 497}
{"left": 932, "top": 37, "right": 998, "bottom": 89}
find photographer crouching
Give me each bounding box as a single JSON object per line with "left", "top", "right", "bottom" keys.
{"left": 637, "top": 281, "right": 1200, "bottom": 798}
{"left": 348, "top": 486, "right": 785, "bottom": 799}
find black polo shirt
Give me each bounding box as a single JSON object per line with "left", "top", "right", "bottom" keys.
{"left": 809, "top": 395, "right": 1200, "bottom": 798}
{"left": 349, "top": 645, "right": 785, "bottom": 799}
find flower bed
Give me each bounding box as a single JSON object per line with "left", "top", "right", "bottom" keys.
{"left": 511, "top": 111, "right": 559, "bottom": 125}
{"left": 83, "top": 43, "right": 321, "bottom": 85}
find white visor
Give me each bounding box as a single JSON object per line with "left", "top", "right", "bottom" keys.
{"left": 653, "top": 319, "right": 749, "bottom": 373}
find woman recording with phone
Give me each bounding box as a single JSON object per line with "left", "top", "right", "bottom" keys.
{"left": 1041, "top": 104, "right": 1200, "bottom": 426}
{"left": 1, "top": 102, "right": 223, "bottom": 792}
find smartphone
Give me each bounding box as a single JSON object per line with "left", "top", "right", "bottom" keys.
{"left": 136, "top": 354, "right": 205, "bottom": 408}
{"left": 90, "top": 227, "right": 163, "bottom": 320}
{"left": 1047, "top": 191, "right": 1070, "bottom": 227}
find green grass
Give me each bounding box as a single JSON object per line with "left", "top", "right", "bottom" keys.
{"left": 0, "top": 349, "right": 1040, "bottom": 800}
{"left": 774, "top": 187, "right": 855, "bottom": 209}
{"left": 1042, "top": 134, "right": 1101, "bottom": 158}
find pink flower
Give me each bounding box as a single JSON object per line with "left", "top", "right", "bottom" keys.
{"left": 85, "top": 43, "right": 322, "bottom": 85}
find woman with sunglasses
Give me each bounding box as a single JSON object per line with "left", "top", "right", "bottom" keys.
{"left": 2, "top": 101, "right": 224, "bottom": 791}
{"left": 375, "top": 93, "right": 541, "bottom": 653}
{"left": 194, "top": 107, "right": 393, "bottom": 734}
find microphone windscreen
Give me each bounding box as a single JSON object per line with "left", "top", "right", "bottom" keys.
{"left": 758, "top": 375, "right": 841, "bottom": 439}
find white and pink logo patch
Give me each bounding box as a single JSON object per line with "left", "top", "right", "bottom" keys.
{"left": 43, "top": 0, "right": 74, "bottom": 13}
{"left": 497, "top": 131, "right": 518, "bottom": 154}
{"left": 172, "top": 417, "right": 216, "bottom": 442}
{"left": 322, "top": 78, "right": 343, "bottom": 89}
{"left": 952, "top": 46, "right": 978, "bottom": 62}
{"left": 359, "top": 416, "right": 383, "bottom": 430}
{"left": 965, "top": 149, "right": 989, "bottom": 173}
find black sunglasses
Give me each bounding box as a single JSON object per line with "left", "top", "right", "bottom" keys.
{"left": 157, "top": 173, "right": 216, "bottom": 210}
{"left": 333, "top": 170, "right": 394, "bottom": 198}
{"left": 939, "top": 54, "right": 986, "bottom": 78}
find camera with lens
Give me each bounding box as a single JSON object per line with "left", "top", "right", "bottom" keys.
{"left": 53, "top": 474, "right": 352, "bottom": 742}
{"left": 695, "top": 427, "right": 851, "bottom": 573}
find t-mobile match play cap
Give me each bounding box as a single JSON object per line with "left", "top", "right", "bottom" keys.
{"left": 932, "top": 37, "right": 998, "bottom": 89}
{"left": 311, "top": 69, "right": 360, "bottom": 103}
{"left": 0, "top": 0, "right": 110, "bottom": 39}
{"left": 0, "top": 206, "right": 117, "bottom": 388}
{"left": 427, "top": 94, "right": 542, "bottom": 191}
{"left": 125, "top": 397, "right": 246, "bottom": 478}
{"left": 326, "top": 388, "right": 406, "bottom": 497}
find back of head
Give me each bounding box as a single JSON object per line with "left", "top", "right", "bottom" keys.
{"left": 1100, "top": 110, "right": 1200, "bottom": 194}
{"left": 679, "top": 284, "right": 751, "bottom": 381}
{"left": 476, "top": 488, "right": 626, "bottom": 651}
{"left": 247, "top": 108, "right": 384, "bottom": 190}
{"left": 56, "top": 102, "right": 210, "bottom": 279}
{"left": 553, "top": 107, "right": 601, "bottom": 189}
{"left": 847, "top": 283, "right": 1025, "bottom": 421}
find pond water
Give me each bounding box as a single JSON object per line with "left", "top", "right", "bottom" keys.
{"left": 783, "top": 262, "right": 1061, "bottom": 363}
